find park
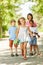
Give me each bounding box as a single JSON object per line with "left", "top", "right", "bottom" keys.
{"left": 0, "top": 0, "right": 43, "bottom": 65}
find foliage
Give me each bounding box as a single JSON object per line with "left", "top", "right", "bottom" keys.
{"left": 0, "top": 0, "right": 30, "bottom": 38}
{"left": 32, "top": 0, "right": 43, "bottom": 16}
{"left": 0, "top": 0, "right": 22, "bottom": 38}
{"left": 0, "top": 0, "right": 43, "bottom": 38}
{"left": 31, "top": 0, "right": 43, "bottom": 32}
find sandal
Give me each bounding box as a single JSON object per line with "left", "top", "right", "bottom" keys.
{"left": 24, "top": 56, "right": 27, "bottom": 60}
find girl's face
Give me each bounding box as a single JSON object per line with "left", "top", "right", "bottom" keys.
{"left": 20, "top": 19, "right": 25, "bottom": 26}
{"left": 27, "top": 15, "right": 32, "bottom": 21}
{"left": 11, "top": 21, "right": 16, "bottom": 26}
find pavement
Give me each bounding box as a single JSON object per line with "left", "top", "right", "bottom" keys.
{"left": 0, "top": 33, "right": 43, "bottom": 65}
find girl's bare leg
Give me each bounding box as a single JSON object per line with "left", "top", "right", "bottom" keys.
{"left": 34, "top": 45, "right": 40, "bottom": 55}
{"left": 23, "top": 42, "right": 27, "bottom": 60}
{"left": 36, "top": 45, "right": 40, "bottom": 55}
{"left": 20, "top": 43, "right": 24, "bottom": 56}
{"left": 33, "top": 45, "right": 36, "bottom": 54}
{"left": 30, "top": 45, "right": 33, "bottom": 53}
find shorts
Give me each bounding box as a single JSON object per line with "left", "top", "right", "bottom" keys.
{"left": 9, "top": 40, "right": 13, "bottom": 48}
{"left": 9, "top": 40, "right": 18, "bottom": 48}
{"left": 29, "top": 36, "right": 37, "bottom": 45}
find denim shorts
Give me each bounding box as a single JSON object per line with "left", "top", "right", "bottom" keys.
{"left": 29, "top": 36, "right": 37, "bottom": 45}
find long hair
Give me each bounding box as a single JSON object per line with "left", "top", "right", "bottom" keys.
{"left": 29, "top": 19, "right": 34, "bottom": 24}
{"left": 18, "top": 17, "right": 26, "bottom": 25}
{"left": 27, "top": 13, "right": 33, "bottom": 20}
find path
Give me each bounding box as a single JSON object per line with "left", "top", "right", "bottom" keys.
{"left": 0, "top": 32, "right": 43, "bottom": 65}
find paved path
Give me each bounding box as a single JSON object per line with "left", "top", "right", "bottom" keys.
{"left": 0, "top": 33, "right": 43, "bottom": 65}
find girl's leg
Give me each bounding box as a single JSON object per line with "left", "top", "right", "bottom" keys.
{"left": 9, "top": 40, "right": 14, "bottom": 57}
{"left": 14, "top": 44, "right": 18, "bottom": 56}
{"left": 33, "top": 37, "right": 37, "bottom": 55}
{"left": 36, "top": 45, "right": 42, "bottom": 56}
{"left": 33, "top": 44, "right": 40, "bottom": 55}
{"left": 20, "top": 43, "right": 24, "bottom": 56}
{"left": 29, "top": 45, "right": 33, "bottom": 56}
{"left": 30, "top": 45, "right": 32, "bottom": 53}
{"left": 29, "top": 38, "right": 33, "bottom": 55}
{"left": 23, "top": 42, "right": 27, "bottom": 59}
{"left": 33, "top": 45, "right": 36, "bottom": 54}
{"left": 35, "top": 45, "right": 40, "bottom": 55}
{"left": 22, "top": 44, "right": 24, "bottom": 56}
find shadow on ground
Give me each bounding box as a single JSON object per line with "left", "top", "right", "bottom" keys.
{"left": 0, "top": 45, "right": 43, "bottom": 65}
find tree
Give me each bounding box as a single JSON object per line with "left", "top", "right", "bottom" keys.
{"left": 31, "top": 0, "right": 43, "bottom": 32}
{"left": 32, "top": 0, "right": 43, "bottom": 16}
{"left": 0, "top": 0, "right": 31, "bottom": 38}
{"left": 0, "top": 0, "right": 21, "bottom": 38}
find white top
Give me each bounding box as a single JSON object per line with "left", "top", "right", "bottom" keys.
{"left": 18, "top": 26, "right": 27, "bottom": 42}
{"left": 30, "top": 27, "right": 38, "bottom": 33}
{"left": 30, "top": 27, "right": 38, "bottom": 36}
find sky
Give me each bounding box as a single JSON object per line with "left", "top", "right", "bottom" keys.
{"left": 16, "top": 2, "right": 36, "bottom": 17}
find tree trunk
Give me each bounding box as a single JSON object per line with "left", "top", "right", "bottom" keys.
{"left": 0, "top": 23, "right": 2, "bottom": 38}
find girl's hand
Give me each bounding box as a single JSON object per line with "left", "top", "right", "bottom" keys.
{"left": 30, "top": 32, "right": 33, "bottom": 38}
{"left": 33, "top": 33, "right": 36, "bottom": 36}
{"left": 38, "top": 35, "right": 40, "bottom": 38}
{"left": 15, "top": 26, "right": 20, "bottom": 40}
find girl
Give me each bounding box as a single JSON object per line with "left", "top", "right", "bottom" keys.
{"left": 26, "top": 13, "right": 37, "bottom": 55}
{"left": 8, "top": 19, "right": 18, "bottom": 57}
{"left": 29, "top": 20, "right": 40, "bottom": 55}
{"left": 26, "top": 13, "right": 37, "bottom": 27}
{"left": 17, "top": 17, "right": 32, "bottom": 60}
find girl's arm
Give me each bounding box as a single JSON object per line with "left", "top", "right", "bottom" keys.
{"left": 27, "top": 27, "right": 33, "bottom": 37}
{"left": 26, "top": 23, "right": 33, "bottom": 37}
{"left": 33, "top": 32, "right": 40, "bottom": 38}
{"left": 15, "top": 26, "right": 20, "bottom": 39}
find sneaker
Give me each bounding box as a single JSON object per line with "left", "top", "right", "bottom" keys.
{"left": 15, "top": 54, "right": 19, "bottom": 56}
{"left": 29, "top": 53, "right": 33, "bottom": 56}
{"left": 11, "top": 54, "right": 14, "bottom": 57}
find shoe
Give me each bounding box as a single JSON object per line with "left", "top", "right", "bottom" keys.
{"left": 15, "top": 54, "right": 19, "bottom": 56}
{"left": 11, "top": 54, "right": 14, "bottom": 57}
{"left": 37, "top": 52, "right": 41, "bottom": 55}
{"left": 29, "top": 53, "right": 33, "bottom": 56}
{"left": 24, "top": 56, "right": 27, "bottom": 60}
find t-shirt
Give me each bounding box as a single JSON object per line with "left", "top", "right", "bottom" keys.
{"left": 30, "top": 27, "right": 38, "bottom": 33}
{"left": 30, "top": 27, "right": 38, "bottom": 36}
{"left": 26, "top": 21, "right": 37, "bottom": 27}
{"left": 8, "top": 26, "right": 17, "bottom": 40}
